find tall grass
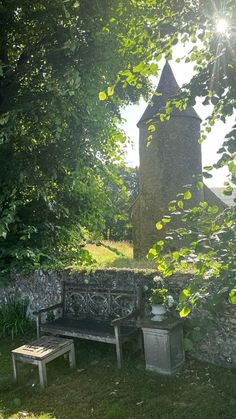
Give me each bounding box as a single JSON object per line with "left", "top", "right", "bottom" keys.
{"left": 0, "top": 293, "right": 33, "bottom": 339}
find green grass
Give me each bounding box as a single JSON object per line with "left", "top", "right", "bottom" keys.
{"left": 81, "top": 241, "right": 194, "bottom": 273}
{"left": 1, "top": 335, "right": 236, "bottom": 419}
{"left": 83, "top": 241, "right": 155, "bottom": 270}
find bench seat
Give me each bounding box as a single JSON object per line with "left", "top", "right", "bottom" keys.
{"left": 40, "top": 318, "right": 138, "bottom": 344}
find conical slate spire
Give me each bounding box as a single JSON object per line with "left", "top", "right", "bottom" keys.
{"left": 137, "top": 62, "right": 201, "bottom": 126}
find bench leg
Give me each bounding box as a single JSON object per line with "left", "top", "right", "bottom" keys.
{"left": 69, "top": 345, "right": 76, "bottom": 369}
{"left": 38, "top": 361, "right": 47, "bottom": 389}
{"left": 114, "top": 325, "right": 123, "bottom": 369}
{"left": 12, "top": 354, "right": 18, "bottom": 382}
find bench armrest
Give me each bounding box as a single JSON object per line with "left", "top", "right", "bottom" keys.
{"left": 111, "top": 311, "right": 137, "bottom": 326}
{"left": 33, "top": 303, "right": 63, "bottom": 316}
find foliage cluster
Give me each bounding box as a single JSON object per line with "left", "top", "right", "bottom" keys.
{"left": 0, "top": 0, "right": 150, "bottom": 280}
{"left": 148, "top": 195, "right": 236, "bottom": 316}
{"left": 149, "top": 288, "right": 167, "bottom": 305}
{"left": 100, "top": 0, "right": 236, "bottom": 315}
{"left": 102, "top": 166, "right": 139, "bottom": 241}
{"left": 0, "top": 293, "right": 32, "bottom": 338}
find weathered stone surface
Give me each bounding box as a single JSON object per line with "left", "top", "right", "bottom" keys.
{"left": 132, "top": 63, "right": 203, "bottom": 259}
{"left": 1, "top": 269, "right": 236, "bottom": 368}
{"left": 190, "top": 306, "right": 236, "bottom": 367}
{"left": 131, "top": 62, "right": 225, "bottom": 259}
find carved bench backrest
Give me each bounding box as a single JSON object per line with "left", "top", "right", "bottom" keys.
{"left": 62, "top": 280, "right": 142, "bottom": 321}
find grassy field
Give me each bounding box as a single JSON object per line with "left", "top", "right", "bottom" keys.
{"left": 1, "top": 335, "right": 236, "bottom": 419}
{"left": 84, "top": 241, "right": 155, "bottom": 270}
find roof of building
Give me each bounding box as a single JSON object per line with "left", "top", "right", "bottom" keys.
{"left": 137, "top": 62, "right": 201, "bottom": 127}
{"left": 211, "top": 187, "right": 236, "bottom": 207}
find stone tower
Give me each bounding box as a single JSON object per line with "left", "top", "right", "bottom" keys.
{"left": 131, "top": 62, "right": 203, "bottom": 259}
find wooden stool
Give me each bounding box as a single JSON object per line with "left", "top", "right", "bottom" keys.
{"left": 12, "top": 336, "right": 76, "bottom": 388}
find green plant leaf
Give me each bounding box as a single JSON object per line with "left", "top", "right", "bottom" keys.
{"left": 107, "top": 86, "right": 114, "bottom": 96}
{"left": 179, "top": 289, "right": 191, "bottom": 302}
{"left": 147, "top": 248, "right": 157, "bottom": 260}
{"left": 148, "top": 125, "right": 156, "bottom": 132}
{"left": 99, "top": 91, "right": 107, "bottom": 101}
{"left": 183, "top": 337, "right": 193, "bottom": 351}
{"left": 184, "top": 191, "right": 192, "bottom": 200}
{"left": 229, "top": 289, "right": 236, "bottom": 304}
{"left": 156, "top": 222, "right": 163, "bottom": 230}
{"left": 180, "top": 306, "right": 191, "bottom": 317}
{"left": 162, "top": 216, "right": 171, "bottom": 223}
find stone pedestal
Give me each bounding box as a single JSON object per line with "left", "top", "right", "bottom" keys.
{"left": 138, "top": 318, "right": 185, "bottom": 375}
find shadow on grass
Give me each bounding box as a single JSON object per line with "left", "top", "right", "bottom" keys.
{"left": 108, "top": 257, "right": 156, "bottom": 270}
{"left": 1, "top": 336, "right": 236, "bottom": 419}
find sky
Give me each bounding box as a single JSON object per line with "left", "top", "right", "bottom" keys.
{"left": 121, "top": 45, "right": 235, "bottom": 187}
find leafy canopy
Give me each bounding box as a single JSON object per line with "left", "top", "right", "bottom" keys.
{"left": 0, "top": 0, "right": 152, "bottom": 280}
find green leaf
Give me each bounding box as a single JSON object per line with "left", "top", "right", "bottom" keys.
{"left": 184, "top": 191, "right": 192, "bottom": 200}
{"left": 184, "top": 337, "right": 193, "bottom": 351}
{"left": 162, "top": 216, "right": 171, "bottom": 223}
{"left": 168, "top": 201, "right": 176, "bottom": 211}
{"left": 223, "top": 186, "right": 233, "bottom": 196}
{"left": 179, "top": 289, "right": 190, "bottom": 302}
{"left": 99, "top": 91, "right": 107, "bottom": 101}
{"left": 147, "top": 248, "right": 157, "bottom": 260}
{"left": 133, "top": 63, "right": 144, "bottom": 73}
{"left": 172, "top": 251, "right": 179, "bottom": 261}
{"left": 207, "top": 205, "right": 219, "bottom": 214}
{"left": 196, "top": 181, "right": 203, "bottom": 190}
{"left": 148, "top": 125, "right": 156, "bottom": 132}
{"left": 179, "top": 306, "right": 191, "bottom": 317}
{"left": 177, "top": 200, "right": 184, "bottom": 209}
{"left": 200, "top": 201, "right": 208, "bottom": 208}
{"left": 203, "top": 172, "right": 213, "bottom": 179}
{"left": 204, "top": 165, "right": 213, "bottom": 171}
{"left": 107, "top": 86, "right": 114, "bottom": 96}
{"left": 229, "top": 289, "right": 236, "bottom": 304}
{"left": 149, "top": 63, "right": 158, "bottom": 74}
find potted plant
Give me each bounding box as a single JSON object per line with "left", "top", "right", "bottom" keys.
{"left": 149, "top": 288, "right": 168, "bottom": 321}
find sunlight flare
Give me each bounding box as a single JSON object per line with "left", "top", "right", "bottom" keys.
{"left": 216, "top": 18, "right": 229, "bottom": 34}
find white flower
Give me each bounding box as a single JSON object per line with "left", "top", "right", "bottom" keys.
{"left": 166, "top": 295, "right": 175, "bottom": 307}
{"left": 153, "top": 275, "right": 164, "bottom": 285}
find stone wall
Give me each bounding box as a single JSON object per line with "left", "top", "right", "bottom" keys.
{"left": 0, "top": 269, "right": 236, "bottom": 368}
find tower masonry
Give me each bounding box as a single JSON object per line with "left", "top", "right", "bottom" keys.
{"left": 131, "top": 62, "right": 204, "bottom": 259}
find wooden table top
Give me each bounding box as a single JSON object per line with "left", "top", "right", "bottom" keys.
{"left": 12, "top": 336, "right": 73, "bottom": 360}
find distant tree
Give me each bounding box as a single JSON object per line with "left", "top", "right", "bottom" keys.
{"left": 103, "top": 166, "right": 139, "bottom": 241}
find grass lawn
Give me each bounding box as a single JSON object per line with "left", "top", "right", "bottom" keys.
{"left": 1, "top": 335, "right": 236, "bottom": 419}
{"left": 83, "top": 241, "right": 155, "bottom": 270}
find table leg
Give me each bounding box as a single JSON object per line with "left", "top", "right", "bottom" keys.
{"left": 38, "top": 361, "right": 47, "bottom": 388}
{"left": 69, "top": 345, "right": 76, "bottom": 368}
{"left": 12, "top": 354, "right": 18, "bottom": 382}
{"left": 114, "top": 325, "right": 123, "bottom": 369}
